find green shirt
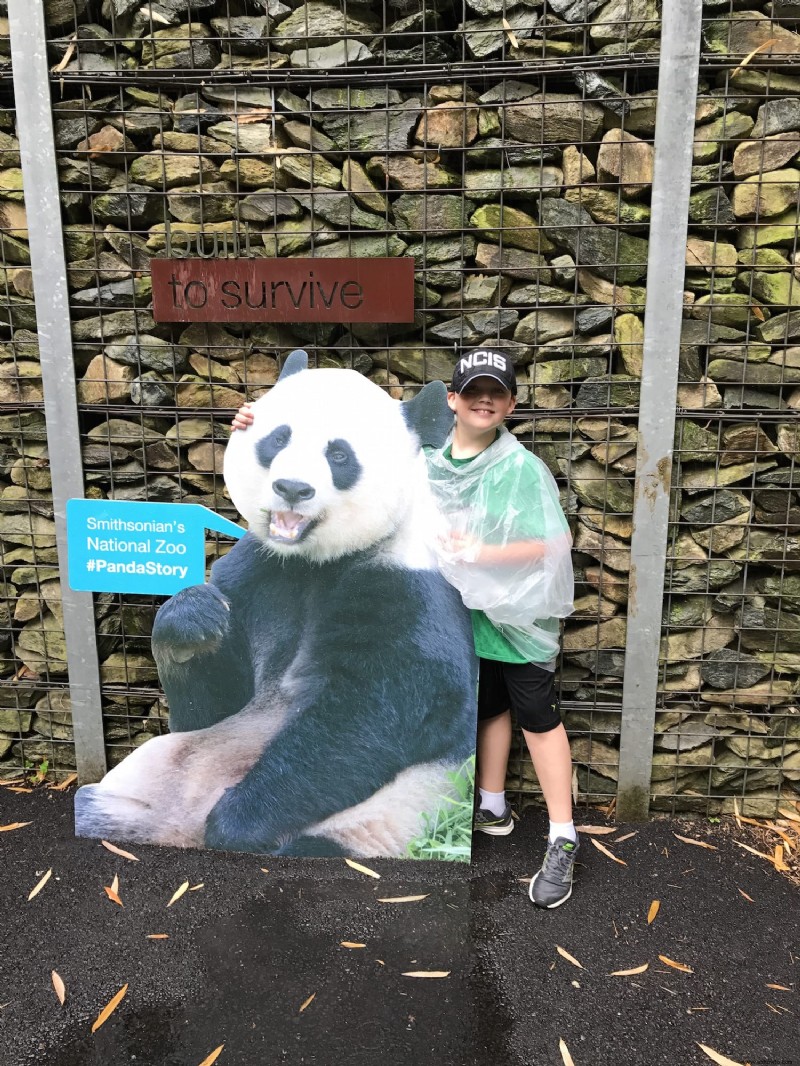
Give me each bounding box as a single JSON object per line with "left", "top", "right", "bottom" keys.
{"left": 443, "top": 440, "right": 562, "bottom": 666}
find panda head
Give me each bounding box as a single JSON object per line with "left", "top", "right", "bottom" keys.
{"left": 224, "top": 350, "right": 453, "bottom": 563}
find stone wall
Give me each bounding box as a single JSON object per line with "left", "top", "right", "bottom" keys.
{"left": 0, "top": 1, "right": 797, "bottom": 814}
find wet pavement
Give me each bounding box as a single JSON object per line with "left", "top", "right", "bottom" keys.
{"left": 1, "top": 787, "right": 798, "bottom": 1066}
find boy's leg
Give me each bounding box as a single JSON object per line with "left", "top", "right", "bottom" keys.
{"left": 503, "top": 663, "right": 579, "bottom": 908}
{"left": 473, "top": 659, "right": 514, "bottom": 835}
{"left": 523, "top": 723, "right": 573, "bottom": 824}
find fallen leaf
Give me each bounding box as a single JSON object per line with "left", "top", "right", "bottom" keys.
{"left": 673, "top": 833, "right": 717, "bottom": 851}
{"left": 51, "top": 971, "right": 66, "bottom": 1006}
{"left": 197, "top": 1045, "right": 224, "bottom": 1066}
{"left": 778, "top": 807, "right": 800, "bottom": 824}
{"left": 773, "top": 844, "right": 789, "bottom": 872}
{"left": 189, "top": 883, "right": 204, "bottom": 891}
{"left": 574, "top": 825, "right": 616, "bottom": 835}
{"left": 766, "top": 983, "right": 791, "bottom": 991}
{"left": 0, "top": 777, "right": 25, "bottom": 785}
{"left": 340, "top": 942, "right": 366, "bottom": 949}
{"left": 401, "top": 971, "right": 451, "bottom": 978}
{"left": 236, "top": 109, "right": 273, "bottom": 124}
{"left": 766, "top": 1002, "right": 782, "bottom": 1014}
{"left": 0, "top": 822, "right": 32, "bottom": 832}
{"left": 8, "top": 787, "right": 32, "bottom": 794}
{"left": 613, "top": 831, "right": 638, "bottom": 843}
{"left": 647, "top": 900, "right": 660, "bottom": 925}
{"left": 659, "top": 955, "right": 694, "bottom": 974}
{"left": 91, "top": 983, "right": 128, "bottom": 1033}
{"left": 559, "top": 1038, "right": 576, "bottom": 1066}
{"left": 751, "top": 303, "right": 766, "bottom": 323}
{"left": 50, "top": 773, "right": 78, "bottom": 792}
{"left": 104, "top": 873, "right": 123, "bottom": 907}
{"left": 609, "top": 963, "right": 649, "bottom": 976}
{"left": 738, "top": 888, "right": 754, "bottom": 903}
{"left": 733, "top": 840, "right": 782, "bottom": 869}
{"left": 696, "top": 1042, "right": 745, "bottom": 1066}
{"left": 502, "top": 16, "right": 520, "bottom": 49}
{"left": 556, "top": 945, "right": 584, "bottom": 970}
{"left": 731, "top": 37, "right": 781, "bottom": 79}
{"left": 766, "top": 823, "right": 794, "bottom": 853}
{"left": 260, "top": 868, "right": 269, "bottom": 874}
{"left": 733, "top": 795, "right": 742, "bottom": 829}
{"left": 590, "top": 839, "right": 627, "bottom": 866}
{"left": 344, "top": 859, "right": 380, "bottom": 879}
{"left": 299, "top": 993, "right": 316, "bottom": 1012}
{"left": 376, "top": 895, "right": 429, "bottom": 903}
{"left": 167, "top": 881, "right": 189, "bottom": 907}
{"left": 51, "top": 34, "right": 77, "bottom": 74}
{"left": 101, "top": 840, "right": 139, "bottom": 862}
{"left": 146, "top": 934, "right": 169, "bottom": 940}
{"left": 688, "top": 1006, "right": 711, "bottom": 1013}
{"left": 28, "top": 869, "right": 52, "bottom": 901}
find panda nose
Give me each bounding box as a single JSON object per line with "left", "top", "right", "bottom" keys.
{"left": 273, "top": 479, "right": 315, "bottom": 506}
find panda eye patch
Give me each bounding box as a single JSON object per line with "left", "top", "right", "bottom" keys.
{"left": 256, "top": 424, "right": 292, "bottom": 469}
{"left": 325, "top": 438, "right": 361, "bottom": 491}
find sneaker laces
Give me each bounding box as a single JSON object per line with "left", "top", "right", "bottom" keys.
{"left": 540, "top": 840, "right": 576, "bottom": 883}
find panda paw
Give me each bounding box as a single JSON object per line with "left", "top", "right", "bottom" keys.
{"left": 205, "top": 786, "right": 278, "bottom": 854}
{"left": 152, "top": 584, "right": 232, "bottom": 666}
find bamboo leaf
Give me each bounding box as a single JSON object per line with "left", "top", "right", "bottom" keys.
{"left": 737, "top": 888, "right": 755, "bottom": 903}
{"left": 197, "top": 1045, "right": 224, "bottom": 1066}
{"left": 91, "top": 983, "right": 128, "bottom": 1033}
{"left": 401, "top": 971, "right": 451, "bottom": 978}
{"left": 101, "top": 840, "right": 139, "bottom": 862}
{"left": 574, "top": 825, "right": 616, "bottom": 835}
{"left": 673, "top": 833, "right": 717, "bottom": 851}
{"left": 51, "top": 970, "right": 66, "bottom": 1006}
{"left": 647, "top": 900, "right": 660, "bottom": 925}
{"left": 609, "top": 963, "right": 649, "bottom": 976}
{"left": 167, "top": 881, "right": 190, "bottom": 907}
{"left": 0, "top": 822, "right": 31, "bottom": 832}
{"left": 50, "top": 773, "right": 78, "bottom": 792}
{"left": 146, "top": 934, "right": 169, "bottom": 940}
{"left": 733, "top": 839, "right": 783, "bottom": 869}
{"left": 590, "top": 839, "right": 627, "bottom": 866}
{"left": 766, "top": 983, "right": 791, "bottom": 991}
{"left": 51, "top": 34, "right": 77, "bottom": 74}
{"left": 731, "top": 37, "right": 780, "bottom": 79}
{"left": 28, "top": 869, "right": 52, "bottom": 901}
{"left": 299, "top": 993, "right": 316, "bottom": 1012}
{"left": 559, "top": 1038, "right": 576, "bottom": 1066}
{"left": 340, "top": 942, "right": 366, "bottom": 949}
{"left": 104, "top": 884, "right": 123, "bottom": 907}
{"left": 344, "top": 859, "right": 380, "bottom": 879}
{"left": 501, "top": 17, "right": 520, "bottom": 49}
{"left": 659, "top": 955, "right": 694, "bottom": 974}
{"left": 376, "top": 895, "right": 429, "bottom": 903}
{"left": 696, "top": 1042, "right": 745, "bottom": 1066}
{"left": 556, "top": 945, "right": 584, "bottom": 970}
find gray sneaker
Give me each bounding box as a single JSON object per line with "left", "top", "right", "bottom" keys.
{"left": 473, "top": 802, "right": 514, "bottom": 836}
{"left": 528, "top": 836, "right": 579, "bottom": 908}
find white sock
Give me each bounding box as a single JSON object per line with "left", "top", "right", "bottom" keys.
{"left": 479, "top": 788, "right": 507, "bottom": 817}
{"left": 549, "top": 820, "right": 577, "bottom": 844}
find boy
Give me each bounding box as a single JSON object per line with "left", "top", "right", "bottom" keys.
{"left": 231, "top": 348, "right": 577, "bottom": 907}
{"left": 426, "top": 348, "right": 577, "bottom": 908}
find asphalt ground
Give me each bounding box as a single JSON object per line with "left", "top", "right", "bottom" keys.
{"left": 0, "top": 786, "right": 797, "bottom": 1066}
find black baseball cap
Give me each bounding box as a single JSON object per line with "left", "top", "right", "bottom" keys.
{"left": 450, "top": 347, "right": 517, "bottom": 395}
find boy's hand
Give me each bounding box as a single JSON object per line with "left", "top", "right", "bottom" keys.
{"left": 231, "top": 402, "right": 254, "bottom": 431}
{"left": 437, "top": 530, "right": 481, "bottom": 562}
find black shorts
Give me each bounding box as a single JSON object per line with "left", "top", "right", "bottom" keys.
{"left": 477, "top": 658, "right": 562, "bottom": 734}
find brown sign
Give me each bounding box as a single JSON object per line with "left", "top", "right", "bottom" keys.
{"left": 151, "top": 258, "right": 415, "bottom": 324}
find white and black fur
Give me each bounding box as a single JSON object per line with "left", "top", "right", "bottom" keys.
{"left": 75, "top": 350, "right": 477, "bottom": 858}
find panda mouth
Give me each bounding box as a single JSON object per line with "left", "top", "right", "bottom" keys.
{"left": 268, "top": 510, "right": 316, "bottom": 544}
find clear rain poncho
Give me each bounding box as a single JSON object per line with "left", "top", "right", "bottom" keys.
{"left": 426, "top": 427, "right": 574, "bottom": 665}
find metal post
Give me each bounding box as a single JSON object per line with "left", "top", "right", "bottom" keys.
{"left": 8, "top": 1, "right": 107, "bottom": 782}
{"left": 616, "top": 0, "right": 703, "bottom": 821}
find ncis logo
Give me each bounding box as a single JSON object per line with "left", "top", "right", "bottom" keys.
{"left": 458, "top": 350, "right": 508, "bottom": 374}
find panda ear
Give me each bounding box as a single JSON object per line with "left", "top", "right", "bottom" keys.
{"left": 279, "top": 349, "right": 309, "bottom": 381}
{"left": 401, "top": 381, "right": 453, "bottom": 449}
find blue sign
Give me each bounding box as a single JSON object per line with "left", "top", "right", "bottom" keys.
{"left": 67, "top": 499, "right": 245, "bottom": 596}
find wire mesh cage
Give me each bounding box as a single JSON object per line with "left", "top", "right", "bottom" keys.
{"left": 6, "top": 0, "right": 797, "bottom": 818}
{"left": 650, "top": 1, "right": 800, "bottom": 817}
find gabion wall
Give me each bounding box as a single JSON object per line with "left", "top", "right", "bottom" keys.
{"left": 0, "top": 0, "right": 797, "bottom": 817}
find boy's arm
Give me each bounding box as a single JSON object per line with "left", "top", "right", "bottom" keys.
{"left": 441, "top": 531, "right": 571, "bottom": 566}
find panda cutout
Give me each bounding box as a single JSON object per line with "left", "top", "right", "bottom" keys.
{"left": 75, "top": 350, "right": 478, "bottom": 859}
